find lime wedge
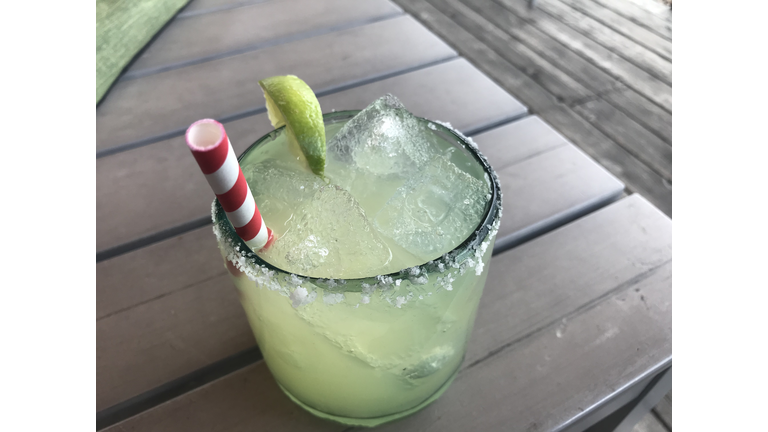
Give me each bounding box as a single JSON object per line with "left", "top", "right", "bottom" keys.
{"left": 259, "top": 75, "right": 325, "bottom": 177}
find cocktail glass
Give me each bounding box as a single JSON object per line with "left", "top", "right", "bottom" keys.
{"left": 212, "top": 111, "right": 502, "bottom": 427}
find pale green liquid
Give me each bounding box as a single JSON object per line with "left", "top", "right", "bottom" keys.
{"left": 219, "top": 114, "right": 497, "bottom": 426}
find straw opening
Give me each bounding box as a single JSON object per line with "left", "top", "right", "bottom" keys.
{"left": 187, "top": 120, "right": 224, "bottom": 150}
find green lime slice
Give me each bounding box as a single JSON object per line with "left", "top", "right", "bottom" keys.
{"left": 259, "top": 75, "right": 326, "bottom": 177}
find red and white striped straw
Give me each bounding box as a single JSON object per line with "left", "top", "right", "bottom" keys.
{"left": 186, "top": 119, "right": 273, "bottom": 251}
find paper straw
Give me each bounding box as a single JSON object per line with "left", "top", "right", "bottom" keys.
{"left": 185, "top": 119, "right": 273, "bottom": 251}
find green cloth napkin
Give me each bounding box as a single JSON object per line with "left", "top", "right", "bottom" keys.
{"left": 97, "top": 0, "right": 190, "bottom": 104}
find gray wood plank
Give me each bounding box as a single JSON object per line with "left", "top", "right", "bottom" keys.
{"left": 464, "top": 194, "right": 671, "bottom": 369}
{"left": 488, "top": 0, "right": 672, "bottom": 111}
{"left": 436, "top": 0, "right": 598, "bottom": 104}
{"left": 97, "top": 269, "right": 248, "bottom": 411}
{"left": 602, "top": 85, "right": 671, "bottom": 145}
{"left": 652, "top": 391, "right": 672, "bottom": 429}
{"left": 573, "top": 97, "right": 671, "bottom": 180}
{"left": 556, "top": 0, "right": 672, "bottom": 58}
{"left": 450, "top": 0, "right": 672, "bottom": 144}
{"left": 473, "top": 117, "right": 624, "bottom": 251}
{"left": 538, "top": 0, "right": 671, "bottom": 84}
{"left": 96, "top": 59, "right": 526, "bottom": 252}
{"left": 103, "top": 195, "right": 671, "bottom": 432}
{"left": 593, "top": 0, "right": 672, "bottom": 39}
{"left": 181, "top": 0, "right": 274, "bottom": 15}
{"left": 126, "top": 0, "right": 402, "bottom": 76}
{"left": 97, "top": 226, "right": 224, "bottom": 320}
{"left": 96, "top": 113, "right": 625, "bottom": 410}
{"left": 374, "top": 271, "right": 672, "bottom": 431}
{"left": 393, "top": 0, "right": 671, "bottom": 216}
{"left": 632, "top": 412, "right": 669, "bottom": 432}
{"left": 96, "top": 15, "right": 456, "bottom": 150}
{"left": 103, "top": 362, "right": 345, "bottom": 432}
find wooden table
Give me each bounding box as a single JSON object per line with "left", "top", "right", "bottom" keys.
{"left": 96, "top": 1, "right": 672, "bottom": 430}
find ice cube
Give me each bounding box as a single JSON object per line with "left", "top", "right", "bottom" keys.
{"left": 326, "top": 94, "right": 439, "bottom": 177}
{"left": 243, "top": 158, "right": 323, "bottom": 218}
{"left": 374, "top": 155, "right": 489, "bottom": 262}
{"left": 260, "top": 185, "right": 393, "bottom": 279}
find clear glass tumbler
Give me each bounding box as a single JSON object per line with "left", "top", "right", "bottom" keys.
{"left": 212, "top": 111, "right": 502, "bottom": 427}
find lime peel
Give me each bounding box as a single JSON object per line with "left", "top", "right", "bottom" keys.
{"left": 259, "top": 75, "right": 326, "bottom": 177}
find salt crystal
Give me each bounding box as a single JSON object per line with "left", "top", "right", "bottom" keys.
{"left": 362, "top": 284, "right": 375, "bottom": 295}
{"left": 290, "top": 287, "right": 309, "bottom": 308}
{"left": 323, "top": 292, "right": 344, "bottom": 305}
{"left": 475, "top": 261, "right": 485, "bottom": 276}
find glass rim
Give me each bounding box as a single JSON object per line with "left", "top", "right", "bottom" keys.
{"left": 212, "top": 110, "right": 502, "bottom": 291}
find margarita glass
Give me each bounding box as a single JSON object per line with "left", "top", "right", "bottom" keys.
{"left": 212, "top": 110, "right": 502, "bottom": 427}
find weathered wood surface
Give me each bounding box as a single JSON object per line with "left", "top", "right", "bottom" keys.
{"left": 535, "top": 0, "right": 671, "bottom": 83}
{"left": 476, "top": 117, "right": 623, "bottom": 250}
{"left": 392, "top": 0, "right": 671, "bottom": 216}
{"left": 555, "top": 0, "right": 671, "bottom": 59}
{"left": 572, "top": 97, "right": 671, "bottom": 180}
{"left": 631, "top": 413, "right": 669, "bottom": 432}
{"left": 124, "top": 0, "right": 402, "bottom": 77}
{"left": 653, "top": 391, "right": 672, "bottom": 429}
{"left": 96, "top": 15, "right": 456, "bottom": 151}
{"left": 427, "top": 0, "right": 672, "bottom": 179}
{"left": 103, "top": 195, "right": 671, "bottom": 432}
{"left": 96, "top": 59, "right": 526, "bottom": 252}
{"left": 180, "top": 0, "right": 273, "bottom": 16}
{"left": 453, "top": 0, "right": 672, "bottom": 146}
{"left": 96, "top": 112, "right": 624, "bottom": 411}
{"left": 590, "top": 0, "right": 672, "bottom": 40}
{"left": 486, "top": 0, "right": 671, "bottom": 111}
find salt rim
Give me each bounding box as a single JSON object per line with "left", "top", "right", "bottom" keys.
{"left": 212, "top": 112, "right": 503, "bottom": 309}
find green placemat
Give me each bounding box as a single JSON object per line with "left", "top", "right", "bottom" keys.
{"left": 97, "top": 0, "right": 190, "bottom": 104}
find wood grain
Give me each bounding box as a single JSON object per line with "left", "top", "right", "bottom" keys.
{"left": 602, "top": 85, "right": 671, "bottom": 145}
{"left": 556, "top": 0, "right": 672, "bottom": 57}
{"left": 455, "top": 0, "right": 672, "bottom": 143}
{"left": 103, "top": 195, "right": 671, "bottom": 432}
{"left": 537, "top": 0, "right": 671, "bottom": 84}
{"left": 96, "top": 15, "right": 456, "bottom": 150}
{"left": 437, "top": 0, "right": 598, "bottom": 104}
{"left": 590, "top": 0, "right": 672, "bottom": 40}
{"left": 488, "top": 0, "right": 672, "bottom": 111}
{"left": 572, "top": 97, "right": 671, "bottom": 180}
{"left": 96, "top": 59, "right": 525, "bottom": 252}
{"left": 125, "top": 0, "right": 402, "bottom": 76}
